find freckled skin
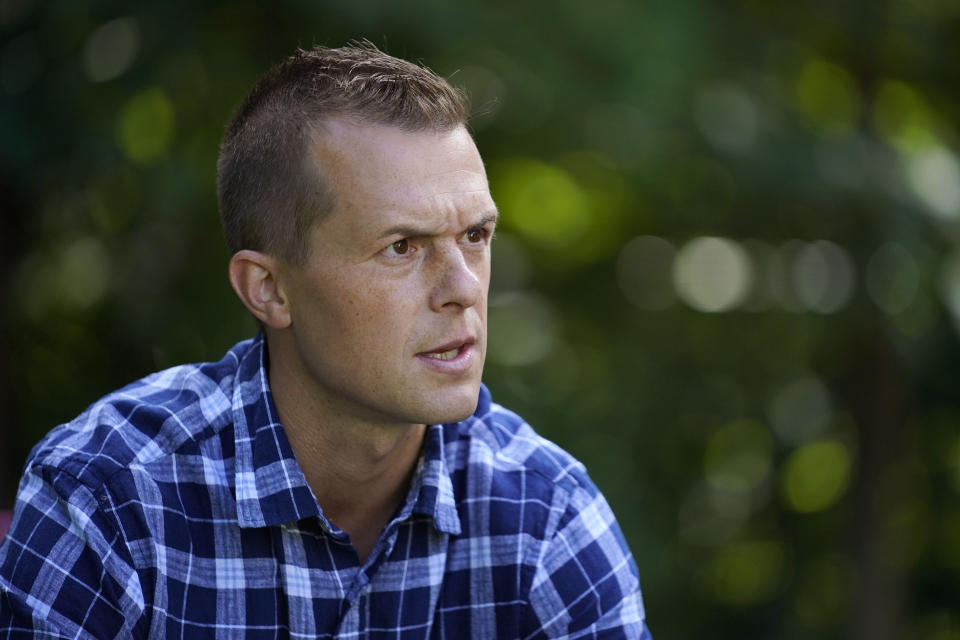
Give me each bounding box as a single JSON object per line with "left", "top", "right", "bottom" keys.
{"left": 272, "top": 121, "right": 498, "bottom": 431}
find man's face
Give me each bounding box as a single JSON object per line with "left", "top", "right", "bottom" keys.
{"left": 276, "top": 120, "right": 497, "bottom": 428}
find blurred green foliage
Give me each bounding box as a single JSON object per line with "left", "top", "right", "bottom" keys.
{"left": 3, "top": 1, "right": 960, "bottom": 638}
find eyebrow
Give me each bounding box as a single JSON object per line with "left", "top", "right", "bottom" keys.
{"left": 379, "top": 211, "right": 499, "bottom": 240}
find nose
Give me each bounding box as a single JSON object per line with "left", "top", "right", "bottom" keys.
{"left": 429, "top": 244, "right": 485, "bottom": 312}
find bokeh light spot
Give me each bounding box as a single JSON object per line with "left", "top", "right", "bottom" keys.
{"left": 794, "top": 58, "right": 860, "bottom": 136}
{"left": 768, "top": 374, "right": 831, "bottom": 445}
{"left": 740, "top": 239, "right": 778, "bottom": 311}
{"left": 117, "top": 87, "right": 175, "bottom": 163}
{"left": 58, "top": 237, "right": 110, "bottom": 309}
{"left": 492, "top": 158, "right": 589, "bottom": 248}
{"left": 14, "top": 236, "right": 112, "bottom": 318}
{"left": 907, "top": 146, "right": 960, "bottom": 221}
{"left": 781, "top": 440, "right": 852, "bottom": 513}
{"left": 82, "top": 17, "right": 140, "bottom": 83}
{"left": 694, "top": 82, "right": 759, "bottom": 153}
{"left": 767, "top": 240, "right": 806, "bottom": 312}
{"left": 873, "top": 79, "right": 937, "bottom": 153}
{"left": 674, "top": 237, "right": 753, "bottom": 312}
{"left": 487, "top": 291, "right": 556, "bottom": 366}
{"left": 866, "top": 242, "right": 920, "bottom": 314}
{"left": 792, "top": 240, "right": 855, "bottom": 313}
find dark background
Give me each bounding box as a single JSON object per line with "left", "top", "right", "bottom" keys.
{"left": 3, "top": 1, "right": 960, "bottom": 638}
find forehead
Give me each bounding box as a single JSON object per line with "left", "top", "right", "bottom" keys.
{"left": 308, "top": 120, "right": 495, "bottom": 236}
{"left": 313, "top": 119, "right": 484, "bottom": 181}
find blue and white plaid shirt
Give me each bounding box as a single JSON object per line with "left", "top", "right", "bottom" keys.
{"left": 0, "top": 335, "right": 649, "bottom": 639}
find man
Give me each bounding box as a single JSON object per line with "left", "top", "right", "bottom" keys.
{"left": 0, "top": 44, "right": 650, "bottom": 638}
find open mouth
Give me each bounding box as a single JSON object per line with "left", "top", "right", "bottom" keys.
{"left": 422, "top": 347, "right": 461, "bottom": 361}
{"left": 418, "top": 338, "right": 475, "bottom": 364}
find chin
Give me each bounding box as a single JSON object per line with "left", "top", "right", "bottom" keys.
{"left": 418, "top": 384, "right": 481, "bottom": 425}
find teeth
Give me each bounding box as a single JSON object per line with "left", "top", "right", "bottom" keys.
{"left": 425, "top": 348, "right": 459, "bottom": 361}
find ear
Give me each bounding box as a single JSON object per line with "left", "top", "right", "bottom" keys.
{"left": 228, "top": 250, "right": 292, "bottom": 329}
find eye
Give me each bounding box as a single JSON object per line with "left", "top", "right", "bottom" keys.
{"left": 387, "top": 239, "right": 410, "bottom": 255}
{"left": 465, "top": 227, "right": 488, "bottom": 244}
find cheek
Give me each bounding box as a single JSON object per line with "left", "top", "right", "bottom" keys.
{"left": 335, "top": 282, "right": 419, "bottom": 342}
{"left": 307, "top": 266, "right": 429, "bottom": 349}
{"left": 320, "top": 272, "right": 386, "bottom": 318}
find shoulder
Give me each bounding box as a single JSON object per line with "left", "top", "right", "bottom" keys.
{"left": 444, "top": 387, "right": 646, "bottom": 634}
{"left": 25, "top": 338, "right": 254, "bottom": 490}
{"left": 445, "top": 385, "right": 612, "bottom": 545}
{"left": 458, "top": 391, "right": 648, "bottom": 635}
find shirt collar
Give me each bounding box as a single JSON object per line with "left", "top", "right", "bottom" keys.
{"left": 232, "top": 334, "right": 322, "bottom": 528}
{"left": 230, "top": 333, "right": 466, "bottom": 536}
{"left": 406, "top": 422, "right": 462, "bottom": 535}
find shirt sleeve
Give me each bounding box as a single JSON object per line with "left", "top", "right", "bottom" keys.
{"left": 523, "top": 477, "right": 652, "bottom": 639}
{"left": 0, "top": 464, "right": 146, "bottom": 639}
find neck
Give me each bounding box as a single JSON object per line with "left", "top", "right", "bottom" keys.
{"left": 266, "top": 332, "right": 426, "bottom": 563}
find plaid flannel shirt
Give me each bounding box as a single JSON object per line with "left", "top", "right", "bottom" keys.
{"left": 0, "top": 335, "right": 650, "bottom": 638}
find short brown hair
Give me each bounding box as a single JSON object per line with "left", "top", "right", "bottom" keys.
{"left": 217, "top": 43, "right": 470, "bottom": 264}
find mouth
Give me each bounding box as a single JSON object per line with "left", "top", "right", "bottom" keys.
{"left": 422, "top": 346, "right": 463, "bottom": 361}
{"left": 416, "top": 337, "right": 477, "bottom": 371}
{"left": 419, "top": 337, "right": 474, "bottom": 358}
